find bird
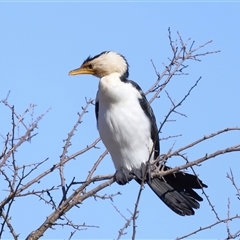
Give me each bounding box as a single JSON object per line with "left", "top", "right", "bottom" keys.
{"left": 69, "top": 51, "right": 207, "bottom": 216}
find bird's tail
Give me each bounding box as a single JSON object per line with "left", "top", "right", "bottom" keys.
{"left": 147, "top": 170, "right": 207, "bottom": 216}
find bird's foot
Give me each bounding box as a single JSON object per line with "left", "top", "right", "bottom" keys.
{"left": 131, "top": 163, "right": 151, "bottom": 183}
{"left": 115, "top": 168, "right": 133, "bottom": 185}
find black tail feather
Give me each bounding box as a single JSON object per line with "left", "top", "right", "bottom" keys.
{"left": 147, "top": 178, "right": 198, "bottom": 216}
{"left": 141, "top": 169, "right": 207, "bottom": 216}
{"left": 132, "top": 164, "right": 207, "bottom": 216}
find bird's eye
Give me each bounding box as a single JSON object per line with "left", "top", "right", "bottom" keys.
{"left": 88, "top": 64, "right": 93, "bottom": 69}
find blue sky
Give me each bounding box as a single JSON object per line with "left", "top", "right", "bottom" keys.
{"left": 1, "top": 2, "right": 240, "bottom": 239}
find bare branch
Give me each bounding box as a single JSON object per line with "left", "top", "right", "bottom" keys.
{"left": 227, "top": 169, "right": 240, "bottom": 201}
{"left": 113, "top": 203, "right": 133, "bottom": 240}
{"left": 153, "top": 143, "right": 240, "bottom": 179}
{"left": 176, "top": 215, "right": 240, "bottom": 240}
{"left": 159, "top": 77, "right": 201, "bottom": 133}
{"left": 0, "top": 211, "right": 19, "bottom": 240}
{"left": 26, "top": 177, "right": 115, "bottom": 239}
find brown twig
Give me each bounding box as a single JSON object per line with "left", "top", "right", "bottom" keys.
{"left": 153, "top": 143, "right": 240, "bottom": 179}
{"left": 26, "top": 177, "right": 115, "bottom": 239}
{"left": 112, "top": 203, "right": 133, "bottom": 240}
{"left": 59, "top": 98, "right": 94, "bottom": 203}
{"left": 0, "top": 211, "right": 19, "bottom": 240}
{"left": 176, "top": 215, "right": 240, "bottom": 240}
{"left": 159, "top": 77, "right": 201, "bottom": 133}
{"left": 227, "top": 169, "right": 240, "bottom": 201}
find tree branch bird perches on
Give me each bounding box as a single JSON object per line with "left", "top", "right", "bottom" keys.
{"left": 69, "top": 51, "right": 207, "bottom": 216}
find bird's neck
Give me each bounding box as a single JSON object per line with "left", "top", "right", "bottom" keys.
{"left": 98, "top": 72, "right": 127, "bottom": 104}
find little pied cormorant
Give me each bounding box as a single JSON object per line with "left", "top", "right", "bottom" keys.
{"left": 69, "top": 51, "right": 207, "bottom": 216}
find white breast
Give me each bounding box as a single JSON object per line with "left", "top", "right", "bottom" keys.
{"left": 97, "top": 73, "right": 154, "bottom": 171}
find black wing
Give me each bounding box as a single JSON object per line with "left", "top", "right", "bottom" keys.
{"left": 126, "top": 80, "right": 207, "bottom": 216}
{"left": 127, "top": 80, "right": 160, "bottom": 159}
{"left": 95, "top": 91, "right": 99, "bottom": 128}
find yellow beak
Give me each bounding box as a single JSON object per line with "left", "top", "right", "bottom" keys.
{"left": 69, "top": 67, "right": 94, "bottom": 76}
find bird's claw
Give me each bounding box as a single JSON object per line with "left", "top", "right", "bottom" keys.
{"left": 115, "top": 168, "right": 133, "bottom": 185}
{"left": 131, "top": 163, "right": 151, "bottom": 182}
